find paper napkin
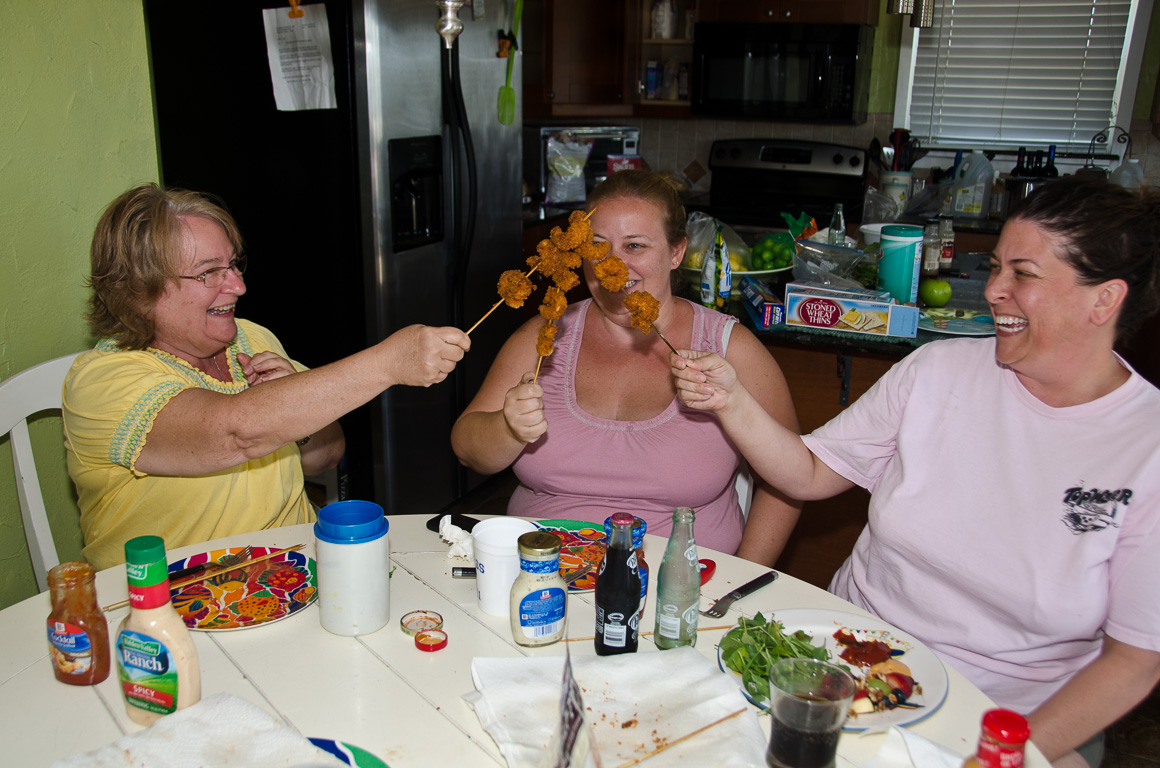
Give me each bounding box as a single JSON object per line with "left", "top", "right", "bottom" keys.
{"left": 859, "top": 726, "right": 964, "bottom": 768}
{"left": 51, "top": 693, "right": 346, "bottom": 768}
{"left": 440, "top": 514, "right": 475, "bottom": 559}
{"left": 464, "top": 646, "right": 767, "bottom": 768}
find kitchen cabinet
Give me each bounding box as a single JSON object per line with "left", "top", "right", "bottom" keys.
{"left": 698, "top": 0, "right": 879, "bottom": 25}
{"left": 635, "top": 1, "right": 697, "bottom": 116}
{"left": 523, "top": 0, "right": 633, "bottom": 118}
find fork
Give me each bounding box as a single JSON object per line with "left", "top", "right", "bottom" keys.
{"left": 699, "top": 570, "right": 779, "bottom": 618}
{"left": 169, "top": 545, "right": 252, "bottom": 582}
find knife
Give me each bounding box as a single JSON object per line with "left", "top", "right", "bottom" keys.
{"left": 700, "top": 570, "right": 779, "bottom": 618}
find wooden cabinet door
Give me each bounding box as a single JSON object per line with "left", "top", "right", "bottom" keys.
{"left": 542, "top": 0, "right": 629, "bottom": 108}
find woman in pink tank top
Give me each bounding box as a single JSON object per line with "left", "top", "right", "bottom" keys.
{"left": 451, "top": 171, "right": 801, "bottom": 564}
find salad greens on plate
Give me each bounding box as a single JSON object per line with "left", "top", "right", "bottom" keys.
{"left": 718, "top": 612, "right": 829, "bottom": 704}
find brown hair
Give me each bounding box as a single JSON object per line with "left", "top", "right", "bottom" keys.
{"left": 1010, "top": 174, "right": 1160, "bottom": 343}
{"left": 87, "top": 183, "right": 243, "bottom": 350}
{"left": 587, "top": 169, "right": 688, "bottom": 248}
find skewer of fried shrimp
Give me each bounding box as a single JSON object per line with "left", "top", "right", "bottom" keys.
{"left": 467, "top": 266, "right": 537, "bottom": 335}
{"left": 621, "top": 288, "right": 678, "bottom": 356}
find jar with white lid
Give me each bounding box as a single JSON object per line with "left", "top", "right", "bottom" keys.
{"left": 509, "top": 532, "right": 567, "bottom": 646}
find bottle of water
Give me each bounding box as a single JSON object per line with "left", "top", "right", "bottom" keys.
{"left": 654, "top": 507, "right": 699, "bottom": 649}
{"left": 827, "top": 204, "right": 846, "bottom": 246}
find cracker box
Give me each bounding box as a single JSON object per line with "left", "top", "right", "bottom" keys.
{"left": 783, "top": 281, "right": 919, "bottom": 338}
{"left": 739, "top": 275, "right": 785, "bottom": 329}
{"left": 607, "top": 155, "right": 643, "bottom": 175}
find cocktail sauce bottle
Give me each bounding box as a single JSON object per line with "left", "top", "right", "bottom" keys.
{"left": 115, "top": 536, "right": 200, "bottom": 726}
{"left": 46, "top": 562, "right": 110, "bottom": 685}
{"left": 594, "top": 512, "right": 641, "bottom": 655}
{"left": 654, "top": 507, "right": 699, "bottom": 649}
{"left": 963, "top": 709, "right": 1030, "bottom": 768}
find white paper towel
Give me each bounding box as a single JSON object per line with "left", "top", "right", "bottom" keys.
{"left": 464, "top": 646, "right": 767, "bottom": 768}
{"left": 859, "top": 726, "right": 964, "bottom": 768}
{"left": 439, "top": 514, "right": 474, "bottom": 559}
{"left": 51, "top": 693, "right": 347, "bottom": 768}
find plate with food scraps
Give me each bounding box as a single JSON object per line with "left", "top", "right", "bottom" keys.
{"left": 168, "top": 546, "right": 317, "bottom": 631}
{"left": 716, "top": 608, "right": 948, "bottom": 731}
{"left": 308, "top": 739, "right": 390, "bottom": 768}
{"left": 919, "top": 308, "right": 995, "bottom": 336}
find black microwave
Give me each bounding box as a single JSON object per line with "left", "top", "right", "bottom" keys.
{"left": 692, "top": 23, "right": 874, "bottom": 124}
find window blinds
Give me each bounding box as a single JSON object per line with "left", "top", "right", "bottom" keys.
{"left": 908, "top": 0, "right": 1133, "bottom": 150}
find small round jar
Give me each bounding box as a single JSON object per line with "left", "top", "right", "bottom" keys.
{"left": 604, "top": 516, "right": 649, "bottom": 614}
{"left": 509, "top": 532, "right": 567, "bottom": 647}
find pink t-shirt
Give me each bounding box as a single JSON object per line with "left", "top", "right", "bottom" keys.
{"left": 805, "top": 337, "right": 1160, "bottom": 712}
{"left": 508, "top": 298, "right": 746, "bottom": 552}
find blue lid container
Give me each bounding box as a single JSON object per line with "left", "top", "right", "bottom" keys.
{"left": 315, "top": 500, "right": 388, "bottom": 544}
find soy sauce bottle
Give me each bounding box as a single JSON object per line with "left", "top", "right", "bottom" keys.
{"left": 594, "top": 512, "right": 641, "bottom": 655}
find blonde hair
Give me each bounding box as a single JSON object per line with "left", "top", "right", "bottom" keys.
{"left": 87, "top": 183, "right": 243, "bottom": 349}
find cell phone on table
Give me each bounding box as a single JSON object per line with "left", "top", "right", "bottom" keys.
{"left": 425, "top": 512, "right": 481, "bottom": 533}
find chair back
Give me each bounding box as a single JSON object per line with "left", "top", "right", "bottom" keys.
{"left": 0, "top": 352, "right": 83, "bottom": 591}
{"left": 735, "top": 462, "right": 754, "bottom": 520}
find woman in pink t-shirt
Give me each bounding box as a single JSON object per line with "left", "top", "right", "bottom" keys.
{"left": 671, "top": 175, "right": 1160, "bottom": 767}
{"left": 452, "top": 170, "right": 801, "bottom": 564}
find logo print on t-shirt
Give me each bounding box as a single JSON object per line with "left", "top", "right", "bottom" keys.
{"left": 1060, "top": 485, "right": 1129, "bottom": 534}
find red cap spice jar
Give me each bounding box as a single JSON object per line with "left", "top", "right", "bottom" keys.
{"left": 962, "top": 708, "right": 1031, "bottom": 768}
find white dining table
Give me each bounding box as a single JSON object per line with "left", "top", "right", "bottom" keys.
{"left": 0, "top": 515, "right": 1049, "bottom": 767}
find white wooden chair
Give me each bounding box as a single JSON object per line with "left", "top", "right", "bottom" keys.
{"left": 0, "top": 352, "right": 82, "bottom": 591}
{"left": 736, "top": 462, "right": 754, "bottom": 520}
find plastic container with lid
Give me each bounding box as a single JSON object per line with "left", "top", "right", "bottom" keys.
{"left": 116, "top": 535, "right": 201, "bottom": 726}
{"left": 47, "top": 561, "right": 110, "bottom": 685}
{"left": 604, "top": 515, "right": 649, "bottom": 614}
{"left": 878, "top": 224, "right": 923, "bottom": 304}
{"left": 1109, "top": 158, "right": 1144, "bottom": 190}
{"left": 314, "top": 500, "right": 391, "bottom": 636}
{"left": 962, "top": 708, "right": 1031, "bottom": 768}
{"left": 953, "top": 150, "right": 993, "bottom": 220}
{"left": 509, "top": 532, "right": 567, "bottom": 646}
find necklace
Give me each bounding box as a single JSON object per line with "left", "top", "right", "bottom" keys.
{"left": 210, "top": 354, "right": 225, "bottom": 381}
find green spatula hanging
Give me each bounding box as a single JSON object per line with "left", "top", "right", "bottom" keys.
{"left": 497, "top": 0, "right": 523, "bottom": 125}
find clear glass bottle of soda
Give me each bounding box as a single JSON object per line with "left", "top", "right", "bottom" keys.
{"left": 654, "top": 507, "right": 699, "bottom": 649}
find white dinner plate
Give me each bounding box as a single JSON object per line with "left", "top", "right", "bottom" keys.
{"left": 679, "top": 264, "right": 793, "bottom": 278}
{"left": 716, "top": 608, "right": 949, "bottom": 731}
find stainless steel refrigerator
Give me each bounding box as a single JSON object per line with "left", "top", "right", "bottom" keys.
{"left": 143, "top": 0, "right": 525, "bottom": 513}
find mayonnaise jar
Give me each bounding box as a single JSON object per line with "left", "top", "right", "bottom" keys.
{"left": 509, "top": 532, "right": 567, "bottom": 646}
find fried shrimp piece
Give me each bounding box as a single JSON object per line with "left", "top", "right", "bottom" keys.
{"left": 531, "top": 238, "right": 565, "bottom": 276}
{"left": 623, "top": 290, "right": 661, "bottom": 334}
{"left": 552, "top": 267, "right": 581, "bottom": 292}
{"left": 549, "top": 211, "right": 594, "bottom": 251}
{"left": 575, "top": 240, "right": 612, "bottom": 262}
{"left": 497, "top": 269, "right": 534, "bottom": 309}
{"left": 536, "top": 322, "right": 558, "bottom": 357}
{"left": 539, "top": 286, "right": 568, "bottom": 321}
{"left": 594, "top": 255, "right": 630, "bottom": 293}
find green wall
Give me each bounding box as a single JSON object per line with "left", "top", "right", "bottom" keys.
{"left": 0, "top": 0, "right": 158, "bottom": 608}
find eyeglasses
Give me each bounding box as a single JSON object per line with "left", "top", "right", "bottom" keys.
{"left": 178, "top": 254, "right": 248, "bottom": 288}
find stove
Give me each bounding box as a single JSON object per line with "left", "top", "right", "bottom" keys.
{"left": 702, "top": 139, "right": 868, "bottom": 229}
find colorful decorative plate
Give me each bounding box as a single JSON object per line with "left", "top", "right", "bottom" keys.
{"left": 308, "top": 738, "right": 390, "bottom": 768}
{"left": 168, "top": 546, "right": 317, "bottom": 631}
{"left": 919, "top": 308, "right": 995, "bottom": 336}
{"left": 534, "top": 520, "right": 606, "bottom": 592}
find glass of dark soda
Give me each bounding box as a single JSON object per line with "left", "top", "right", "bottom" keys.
{"left": 766, "top": 658, "right": 856, "bottom": 768}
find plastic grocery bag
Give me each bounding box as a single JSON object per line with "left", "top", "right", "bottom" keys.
{"left": 683, "top": 211, "right": 750, "bottom": 270}
{"left": 545, "top": 136, "right": 593, "bottom": 203}
{"left": 862, "top": 185, "right": 899, "bottom": 224}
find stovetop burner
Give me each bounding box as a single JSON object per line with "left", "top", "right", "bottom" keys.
{"left": 704, "top": 139, "right": 868, "bottom": 229}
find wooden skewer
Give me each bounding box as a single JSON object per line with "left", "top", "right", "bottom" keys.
{"left": 102, "top": 544, "right": 306, "bottom": 612}
{"left": 612, "top": 708, "right": 747, "bottom": 768}
{"left": 532, "top": 354, "right": 545, "bottom": 384}
{"left": 467, "top": 266, "right": 538, "bottom": 336}
{"left": 564, "top": 625, "right": 733, "bottom": 643}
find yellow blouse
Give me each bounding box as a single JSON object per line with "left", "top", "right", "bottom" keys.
{"left": 63, "top": 319, "right": 315, "bottom": 569}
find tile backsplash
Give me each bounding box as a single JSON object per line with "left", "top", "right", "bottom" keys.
{"left": 619, "top": 114, "right": 1160, "bottom": 191}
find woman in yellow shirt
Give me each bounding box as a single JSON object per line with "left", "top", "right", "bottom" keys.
{"left": 64, "top": 184, "right": 470, "bottom": 568}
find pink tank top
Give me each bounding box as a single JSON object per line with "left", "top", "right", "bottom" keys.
{"left": 509, "top": 298, "right": 746, "bottom": 553}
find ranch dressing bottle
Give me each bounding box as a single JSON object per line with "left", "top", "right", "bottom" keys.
{"left": 115, "top": 536, "right": 201, "bottom": 725}
{"left": 509, "top": 532, "right": 567, "bottom": 646}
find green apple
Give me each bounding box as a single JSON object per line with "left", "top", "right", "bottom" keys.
{"left": 919, "top": 279, "right": 953, "bottom": 308}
